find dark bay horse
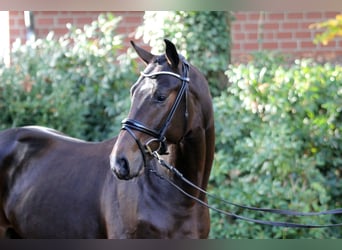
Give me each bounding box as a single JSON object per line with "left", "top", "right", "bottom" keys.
{"left": 0, "top": 39, "right": 215, "bottom": 238}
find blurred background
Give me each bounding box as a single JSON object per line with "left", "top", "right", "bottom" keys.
{"left": 0, "top": 11, "right": 341, "bottom": 238}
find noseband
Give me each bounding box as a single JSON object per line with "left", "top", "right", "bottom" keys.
{"left": 121, "top": 59, "right": 190, "bottom": 165}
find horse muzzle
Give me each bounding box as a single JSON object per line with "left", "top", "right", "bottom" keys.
{"left": 110, "top": 155, "right": 130, "bottom": 180}
{"left": 109, "top": 133, "right": 145, "bottom": 180}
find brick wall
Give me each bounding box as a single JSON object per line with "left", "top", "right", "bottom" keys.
{"left": 232, "top": 11, "right": 342, "bottom": 62}
{"left": 8, "top": 11, "right": 342, "bottom": 63}
{"left": 8, "top": 11, "right": 144, "bottom": 47}
{"left": 8, "top": 11, "right": 26, "bottom": 44}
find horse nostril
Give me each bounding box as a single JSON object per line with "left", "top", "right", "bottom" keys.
{"left": 114, "top": 157, "right": 130, "bottom": 180}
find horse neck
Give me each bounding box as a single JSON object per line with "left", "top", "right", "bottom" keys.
{"left": 167, "top": 123, "right": 215, "bottom": 199}
{"left": 175, "top": 70, "right": 215, "bottom": 199}
{"left": 144, "top": 66, "right": 215, "bottom": 202}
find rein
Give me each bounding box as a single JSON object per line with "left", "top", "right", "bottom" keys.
{"left": 149, "top": 150, "right": 342, "bottom": 229}
{"left": 121, "top": 58, "right": 342, "bottom": 229}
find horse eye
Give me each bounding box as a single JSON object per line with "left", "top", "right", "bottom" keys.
{"left": 156, "top": 95, "right": 167, "bottom": 102}
{"left": 153, "top": 90, "right": 167, "bottom": 102}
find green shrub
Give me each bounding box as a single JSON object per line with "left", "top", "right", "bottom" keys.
{"left": 0, "top": 38, "right": 86, "bottom": 137}
{"left": 0, "top": 13, "right": 135, "bottom": 140}
{"left": 136, "top": 11, "right": 232, "bottom": 96}
{"left": 210, "top": 53, "right": 342, "bottom": 238}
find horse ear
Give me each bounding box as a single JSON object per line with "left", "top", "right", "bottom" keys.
{"left": 164, "top": 39, "right": 179, "bottom": 69}
{"left": 130, "top": 40, "right": 154, "bottom": 65}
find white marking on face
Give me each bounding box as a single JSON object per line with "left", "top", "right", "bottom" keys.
{"left": 138, "top": 79, "right": 155, "bottom": 95}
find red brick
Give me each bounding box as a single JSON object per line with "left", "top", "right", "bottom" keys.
{"left": 10, "top": 28, "right": 22, "bottom": 37}
{"left": 232, "top": 23, "right": 241, "bottom": 30}
{"left": 246, "top": 32, "right": 258, "bottom": 40}
{"left": 305, "top": 12, "right": 322, "bottom": 19}
{"left": 295, "top": 31, "right": 313, "bottom": 39}
{"left": 124, "top": 15, "right": 143, "bottom": 24}
{"left": 56, "top": 27, "right": 69, "bottom": 34}
{"left": 262, "top": 42, "right": 278, "bottom": 50}
{"left": 323, "top": 12, "right": 340, "bottom": 19}
{"left": 286, "top": 13, "right": 304, "bottom": 19}
{"left": 244, "top": 23, "right": 258, "bottom": 31}
{"left": 233, "top": 32, "right": 246, "bottom": 40}
{"left": 18, "top": 19, "right": 26, "bottom": 26}
{"left": 116, "top": 26, "right": 129, "bottom": 34}
{"left": 36, "top": 18, "right": 54, "bottom": 26}
{"left": 39, "top": 27, "right": 68, "bottom": 37}
{"left": 9, "top": 11, "right": 21, "bottom": 16}
{"left": 276, "top": 32, "right": 293, "bottom": 39}
{"left": 281, "top": 22, "right": 298, "bottom": 30}
{"left": 57, "top": 17, "right": 75, "bottom": 25}
{"left": 243, "top": 42, "right": 259, "bottom": 50}
{"left": 11, "top": 16, "right": 25, "bottom": 26}
{"left": 268, "top": 13, "right": 285, "bottom": 20}
{"left": 300, "top": 41, "right": 318, "bottom": 49}
{"left": 248, "top": 12, "right": 261, "bottom": 21}
{"left": 280, "top": 41, "right": 297, "bottom": 49}
{"left": 263, "top": 32, "right": 274, "bottom": 40}
{"left": 37, "top": 11, "right": 59, "bottom": 17}
{"left": 263, "top": 23, "right": 279, "bottom": 30}
{"left": 9, "top": 19, "right": 16, "bottom": 26}
{"left": 76, "top": 17, "right": 95, "bottom": 26}
{"left": 301, "top": 21, "right": 315, "bottom": 29}
{"left": 234, "top": 12, "right": 248, "bottom": 21}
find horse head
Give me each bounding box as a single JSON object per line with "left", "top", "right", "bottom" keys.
{"left": 110, "top": 39, "right": 214, "bottom": 181}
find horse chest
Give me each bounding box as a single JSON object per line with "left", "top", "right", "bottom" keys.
{"left": 111, "top": 181, "right": 198, "bottom": 239}
{"left": 133, "top": 201, "right": 197, "bottom": 238}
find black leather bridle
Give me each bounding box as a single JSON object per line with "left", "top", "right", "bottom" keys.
{"left": 121, "top": 59, "right": 190, "bottom": 164}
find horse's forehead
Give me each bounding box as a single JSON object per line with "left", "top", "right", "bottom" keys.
{"left": 146, "top": 57, "right": 169, "bottom": 72}
{"left": 131, "top": 73, "right": 155, "bottom": 97}
{"left": 138, "top": 78, "right": 154, "bottom": 93}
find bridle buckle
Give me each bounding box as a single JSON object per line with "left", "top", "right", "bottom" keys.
{"left": 144, "top": 137, "right": 166, "bottom": 155}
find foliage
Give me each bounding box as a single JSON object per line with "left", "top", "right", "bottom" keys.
{"left": 135, "top": 11, "right": 232, "bottom": 96}
{"left": 310, "top": 13, "right": 342, "bottom": 45}
{"left": 0, "top": 13, "right": 136, "bottom": 140}
{"left": 0, "top": 63, "right": 84, "bottom": 137}
{"left": 209, "top": 53, "right": 342, "bottom": 238}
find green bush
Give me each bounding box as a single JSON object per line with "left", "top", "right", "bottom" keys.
{"left": 0, "top": 63, "right": 85, "bottom": 137}
{"left": 0, "top": 13, "right": 136, "bottom": 140}
{"left": 209, "top": 53, "right": 342, "bottom": 238}
{"left": 136, "top": 11, "right": 232, "bottom": 96}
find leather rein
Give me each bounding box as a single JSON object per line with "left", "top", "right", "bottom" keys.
{"left": 121, "top": 59, "right": 342, "bottom": 228}
{"left": 149, "top": 150, "right": 342, "bottom": 228}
